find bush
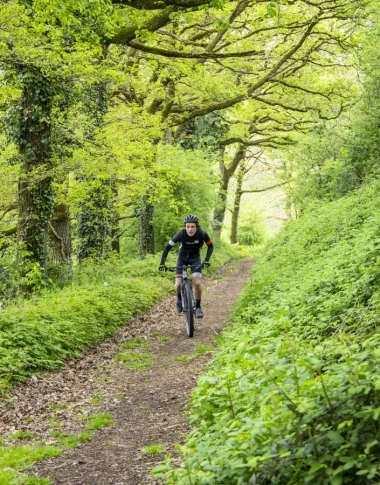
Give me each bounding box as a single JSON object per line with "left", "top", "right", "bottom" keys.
{"left": 238, "top": 215, "right": 266, "bottom": 246}
{"left": 160, "top": 180, "right": 380, "bottom": 485}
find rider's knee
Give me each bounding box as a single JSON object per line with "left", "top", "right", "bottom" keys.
{"left": 193, "top": 278, "right": 201, "bottom": 289}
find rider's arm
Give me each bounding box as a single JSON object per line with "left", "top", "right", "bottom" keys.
{"left": 203, "top": 232, "right": 214, "bottom": 262}
{"left": 160, "top": 242, "right": 173, "bottom": 265}
{"left": 160, "top": 231, "right": 182, "bottom": 265}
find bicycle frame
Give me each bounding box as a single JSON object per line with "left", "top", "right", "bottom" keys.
{"left": 166, "top": 264, "right": 197, "bottom": 337}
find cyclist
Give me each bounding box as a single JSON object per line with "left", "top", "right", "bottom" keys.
{"left": 159, "top": 214, "right": 213, "bottom": 318}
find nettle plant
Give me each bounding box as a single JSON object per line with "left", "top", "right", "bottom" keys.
{"left": 159, "top": 182, "right": 380, "bottom": 485}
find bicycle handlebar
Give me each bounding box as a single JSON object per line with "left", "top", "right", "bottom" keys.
{"left": 160, "top": 262, "right": 209, "bottom": 273}
{"left": 165, "top": 264, "right": 202, "bottom": 273}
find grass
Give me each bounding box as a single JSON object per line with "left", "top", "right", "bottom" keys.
{"left": 125, "top": 361, "right": 153, "bottom": 370}
{"left": 58, "top": 431, "right": 94, "bottom": 448}
{"left": 49, "top": 430, "right": 94, "bottom": 448}
{"left": 0, "top": 255, "right": 173, "bottom": 396}
{"left": 122, "top": 337, "right": 152, "bottom": 350}
{"left": 9, "top": 431, "right": 34, "bottom": 441}
{"left": 0, "top": 428, "right": 96, "bottom": 485}
{"left": 114, "top": 351, "right": 154, "bottom": 370}
{"left": 174, "top": 354, "right": 195, "bottom": 362}
{"left": 174, "top": 344, "right": 214, "bottom": 362}
{"left": 94, "top": 376, "right": 111, "bottom": 382}
{"left": 46, "top": 421, "right": 61, "bottom": 430}
{"left": 195, "top": 343, "right": 214, "bottom": 355}
{"left": 50, "top": 403, "right": 67, "bottom": 411}
{"left": 22, "top": 478, "right": 52, "bottom": 485}
{"left": 141, "top": 443, "right": 166, "bottom": 456}
{"left": 0, "top": 444, "right": 62, "bottom": 485}
{"left": 90, "top": 394, "right": 103, "bottom": 404}
{"left": 114, "top": 353, "right": 153, "bottom": 362}
{"left": 158, "top": 336, "right": 171, "bottom": 342}
{"left": 81, "top": 413, "right": 114, "bottom": 430}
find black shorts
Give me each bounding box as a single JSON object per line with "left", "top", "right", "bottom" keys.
{"left": 176, "top": 252, "right": 202, "bottom": 278}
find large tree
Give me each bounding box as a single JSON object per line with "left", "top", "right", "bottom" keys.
{"left": 0, "top": 0, "right": 371, "bottom": 286}
{"left": 106, "top": 0, "right": 367, "bottom": 245}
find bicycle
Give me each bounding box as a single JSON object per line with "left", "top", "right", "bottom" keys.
{"left": 166, "top": 264, "right": 199, "bottom": 338}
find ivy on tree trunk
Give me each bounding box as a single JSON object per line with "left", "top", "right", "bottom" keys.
{"left": 138, "top": 196, "right": 155, "bottom": 257}
{"left": 14, "top": 68, "right": 55, "bottom": 290}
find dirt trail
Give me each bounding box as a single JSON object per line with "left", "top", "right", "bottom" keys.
{"left": 0, "top": 258, "right": 253, "bottom": 485}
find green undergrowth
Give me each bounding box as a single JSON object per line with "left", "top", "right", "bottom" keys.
{"left": 160, "top": 181, "right": 380, "bottom": 485}
{"left": 0, "top": 444, "right": 61, "bottom": 485}
{"left": 0, "top": 416, "right": 113, "bottom": 485}
{"left": 81, "top": 413, "right": 114, "bottom": 430}
{"left": 142, "top": 443, "right": 166, "bottom": 456}
{"left": 0, "top": 242, "right": 242, "bottom": 395}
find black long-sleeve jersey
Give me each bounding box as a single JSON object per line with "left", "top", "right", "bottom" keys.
{"left": 160, "top": 228, "right": 213, "bottom": 265}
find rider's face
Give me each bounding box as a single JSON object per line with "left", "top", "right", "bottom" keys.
{"left": 185, "top": 223, "right": 197, "bottom": 236}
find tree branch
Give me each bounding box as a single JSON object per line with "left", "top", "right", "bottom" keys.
{"left": 269, "top": 79, "right": 334, "bottom": 99}
{"left": 247, "top": 21, "right": 318, "bottom": 96}
{"left": 206, "top": 0, "right": 250, "bottom": 52}
{"left": 224, "top": 144, "right": 247, "bottom": 179}
{"left": 242, "top": 179, "right": 293, "bottom": 193}
{"left": 318, "top": 104, "right": 343, "bottom": 119}
{"left": 112, "top": 0, "right": 217, "bottom": 9}
{"left": 109, "top": 7, "right": 178, "bottom": 44}
{"left": 170, "top": 21, "right": 318, "bottom": 124}
{"left": 126, "top": 40, "right": 264, "bottom": 59}
{"left": 255, "top": 95, "right": 309, "bottom": 113}
{"left": 0, "top": 204, "right": 17, "bottom": 222}
{"left": 156, "top": 29, "right": 207, "bottom": 47}
{"left": 0, "top": 226, "right": 17, "bottom": 237}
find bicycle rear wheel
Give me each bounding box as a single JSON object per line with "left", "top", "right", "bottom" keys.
{"left": 182, "top": 283, "right": 194, "bottom": 338}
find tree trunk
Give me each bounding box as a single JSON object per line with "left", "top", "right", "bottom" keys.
{"left": 16, "top": 68, "right": 55, "bottom": 290}
{"left": 213, "top": 170, "right": 229, "bottom": 241}
{"left": 138, "top": 196, "right": 155, "bottom": 257}
{"left": 213, "top": 145, "right": 246, "bottom": 240}
{"left": 111, "top": 181, "right": 120, "bottom": 254}
{"left": 111, "top": 226, "right": 121, "bottom": 254}
{"left": 230, "top": 162, "right": 245, "bottom": 244}
{"left": 49, "top": 204, "right": 71, "bottom": 263}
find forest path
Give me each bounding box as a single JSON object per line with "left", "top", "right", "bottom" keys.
{"left": 1, "top": 258, "right": 253, "bottom": 485}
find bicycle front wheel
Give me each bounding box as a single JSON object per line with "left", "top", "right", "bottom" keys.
{"left": 182, "top": 283, "right": 194, "bottom": 338}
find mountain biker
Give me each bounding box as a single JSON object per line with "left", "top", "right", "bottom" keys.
{"left": 159, "top": 214, "right": 213, "bottom": 318}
